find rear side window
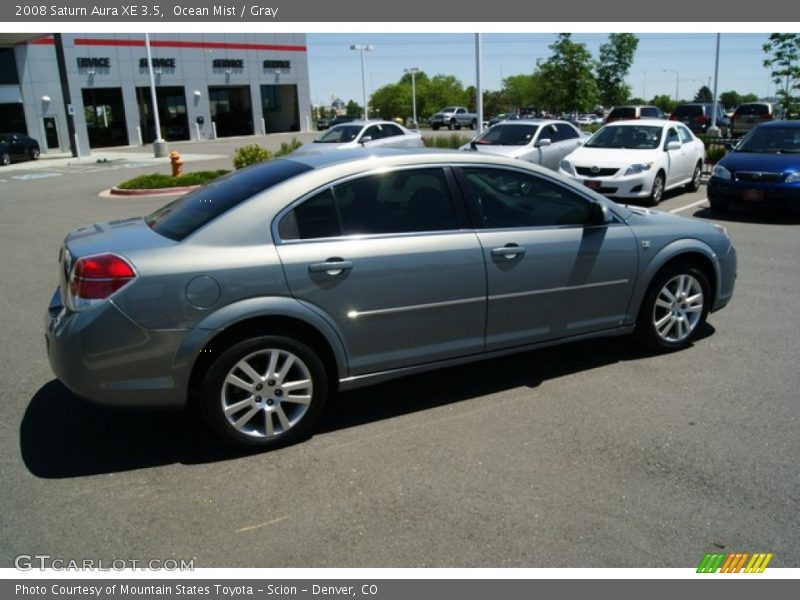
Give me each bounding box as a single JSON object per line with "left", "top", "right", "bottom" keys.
{"left": 279, "top": 168, "right": 458, "bottom": 240}
{"left": 146, "top": 159, "right": 311, "bottom": 241}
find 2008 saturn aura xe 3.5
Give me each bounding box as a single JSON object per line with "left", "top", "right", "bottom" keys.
{"left": 45, "top": 149, "right": 737, "bottom": 450}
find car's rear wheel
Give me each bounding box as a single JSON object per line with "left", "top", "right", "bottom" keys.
{"left": 636, "top": 264, "right": 710, "bottom": 351}
{"left": 448, "top": 119, "right": 455, "bottom": 131}
{"left": 647, "top": 172, "right": 665, "bottom": 206}
{"left": 432, "top": 124, "right": 440, "bottom": 131}
{"left": 686, "top": 162, "right": 702, "bottom": 192}
{"left": 200, "top": 335, "right": 328, "bottom": 450}
{"left": 30, "top": 148, "right": 40, "bottom": 160}
{"left": 0, "top": 152, "right": 10, "bottom": 166}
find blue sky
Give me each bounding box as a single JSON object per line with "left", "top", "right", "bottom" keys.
{"left": 307, "top": 32, "right": 775, "bottom": 108}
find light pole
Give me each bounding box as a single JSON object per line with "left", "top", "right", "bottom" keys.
{"left": 145, "top": 33, "right": 167, "bottom": 157}
{"left": 663, "top": 69, "right": 680, "bottom": 103}
{"left": 350, "top": 44, "right": 374, "bottom": 120}
{"left": 404, "top": 67, "right": 419, "bottom": 128}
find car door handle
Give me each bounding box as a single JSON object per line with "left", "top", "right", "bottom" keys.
{"left": 491, "top": 244, "right": 526, "bottom": 260}
{"left": 308, "top": 259, "right": 354, "bottom": 276}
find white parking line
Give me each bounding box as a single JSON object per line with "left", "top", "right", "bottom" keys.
{"left": 670, "top": 198, "right": 708, "bottom": 214}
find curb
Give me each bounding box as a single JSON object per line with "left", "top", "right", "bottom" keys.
{"left": 109, "top": 185, "right": 200, "bottom": 196}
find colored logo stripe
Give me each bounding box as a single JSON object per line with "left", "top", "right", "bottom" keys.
{"left": 697, "top": 552, "right": 773, "bottom": 573}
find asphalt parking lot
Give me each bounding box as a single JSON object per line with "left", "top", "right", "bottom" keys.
{"left": 1, "top": 133, "right": 798, "bottom": 568}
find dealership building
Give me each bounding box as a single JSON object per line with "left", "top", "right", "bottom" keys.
{"left": 0, "top": 33, "right": 312, "bottom": 154}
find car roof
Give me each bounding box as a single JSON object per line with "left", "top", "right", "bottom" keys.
{"left": 491, "top": 119, "right": 568, "bottom": 126}
{"left": 753, "top": 120, "right": 800, "bottom": 129}
{"left": 601, "top": 119, "right": 673, "bottom": 127}
{"left": 329, "top": 120, "right": 401, "bottom": 127}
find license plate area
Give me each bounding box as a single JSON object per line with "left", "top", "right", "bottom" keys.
{"left": 742, "top": 189, "right": 764, "bottom": 201}
{"left": 584, "top": 180, "right": 602, "bottom": 190}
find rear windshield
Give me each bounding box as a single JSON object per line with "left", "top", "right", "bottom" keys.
{"left": 673, "top": 105, "right": 703, "bottom": 117}
{"left": 145, "top": 159, "right": 312, "bottom": 241}
{"left": 475, "top": 124, "right": 538, "bottom": 146}
{"left": 735, "top": 104, "right": 769, "bottom": 116}
{"left": 608, "top": 107, "right": 636, "bottom": 119}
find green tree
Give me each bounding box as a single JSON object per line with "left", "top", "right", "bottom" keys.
{"left": 650, "top": 94, "right": 676, "bottom": 113}
{"left": 345, "top": 99, "right": 362, "bottom": 117}
{"left": 597, "top": 33, "right": 639, "bottom": 108}
{"left": 763, "top": 33, "right": 800, "bottom": 114}
{"left": 502, "top": 73, "right": 539, "bottom": 109}
{"left": 420, "top": 75, "right": 468, "bottom": 117}
{"left": 741, "top": 93, "right": 759, "bottom": 103}
{"left": 719, "top": 90, "right": 742, "bottom": 109}
{"left": 539, "top": 34, "right": 598, "bottom": 114}
{"left": 694, "top": 85, "right": 713, "bottom": 102}
{"left": 483, "top": 90, "right": 510, "bottom": 116}
{"left": 371, "top": 83, "right": 410, "bottom": 121}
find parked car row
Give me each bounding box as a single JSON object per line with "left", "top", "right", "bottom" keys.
{"left": 0, "top": 132, "right": 40, "bottom": 166}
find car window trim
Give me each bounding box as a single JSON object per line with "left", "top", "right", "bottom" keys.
{"left": 271, "top": 164, "right": 473, "bottom": 244}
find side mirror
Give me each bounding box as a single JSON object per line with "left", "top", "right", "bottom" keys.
{"left": 360, "top": 136, "right": 372, "bottom": 144}
{"left": 724, "top": 140, "right": 739, "bottom": 150}
{"left": 470, "top": 140, "right": 477, "bottom": 150}
{"left": 536, "top": 138, "right": 552, "bottom": 147}
{"left": 589, "top": 201, "right": 611, "bottom": 225}
{"left": 666, "top": 140, "right": 681, "bottom": 151}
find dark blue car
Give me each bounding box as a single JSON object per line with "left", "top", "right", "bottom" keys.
{"left": 708, "top": 120, "right": 800, "bottom": 211}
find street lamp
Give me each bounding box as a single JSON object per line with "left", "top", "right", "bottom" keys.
{"left": 404, "top": 67, "right": 419, "bottom": 128}
{"left": 145, "top": 33, "right": 167, "bottom": 157}
{"left": 663, "top": 69, "right": 680, "bottom": 103}
{"left": 350, "top": 44, "right": 374, "bottom": 120}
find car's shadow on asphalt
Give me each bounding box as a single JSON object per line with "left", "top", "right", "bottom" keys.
{"left": 692, "top": 206, "right": 800, "bottom": 225}
{"left": 21, "top": 325, "right": 714, "bottom": 479}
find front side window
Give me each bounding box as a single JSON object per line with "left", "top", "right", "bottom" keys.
{"left": 677, "top": 126, "right": 694, "bottom": 143}
{"left": 462, "top": 167, "right": 595, "bottom": 229}
{"left": 278, "top": 168, "right": 459, "bottom": 240}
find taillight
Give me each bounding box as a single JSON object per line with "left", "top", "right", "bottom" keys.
{"left": 68, "top": 253, "right": 136, "bottom": 310}
{"left": 694, "top": 115, "right": 708, "bottom": 123}
{"left": 669, "top": 114, "right": 678, "bottom": 120}
{"left": 761, "top": 113, "right": 772, "bottom": 119}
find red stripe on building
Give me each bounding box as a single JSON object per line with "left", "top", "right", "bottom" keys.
{"left": 29, "top": 37, "right": 55, "bottom": 45}
{"left": 72, "top": 38, "right": 307, "bottom": 52}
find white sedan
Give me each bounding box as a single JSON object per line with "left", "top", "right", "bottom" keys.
{"left": 459, "top": 119, "right": 587, "bottom": 171}
{"left": 558, "top": 120, "right": 706, "bottom": 205}
{"left": 293, "top": 120, "right": 423, "bottom": 155}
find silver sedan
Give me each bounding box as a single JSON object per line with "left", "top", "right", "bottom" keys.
{"left": 46, "top": 149, "right": 736, "bottom": 450}
{"left": 460, "top": 119, "right": 587, "bottom": 170}
{"left": 293, "top": 120, "right": 423, "bottom": 155}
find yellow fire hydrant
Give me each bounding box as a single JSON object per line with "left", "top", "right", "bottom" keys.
{"left": 169, "top": 150, "right": 183, "bottom": 177}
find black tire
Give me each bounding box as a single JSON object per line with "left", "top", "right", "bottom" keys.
{"left": 709, "top": 198, "right": 729, "bottom": 213}
{"left": 200, "top": 335, "right": 328, "bottom": 451}
{"left": 0, "top": 152, "right": 9, "bottom": 166}
{"left": 686, "top": 161, "right": 702, "bottom": 192}
{"left": 432, "top": 124, "right": 440, "bottom": 131}
{"left": 30, "top": 147, "right": 40, "bottom": 160}
{"left": 448, "top": 119, "right": 455, "bottom": 131}
{"left": 471, "top": 119, "right": 477, "bottom": 130}
{"left": 635, "top": 264, "right": 711, "bottom": 352}
{"left": 647, "top": 172, "right": 665, "bottom": 206}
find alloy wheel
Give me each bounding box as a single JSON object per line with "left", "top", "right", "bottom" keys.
{"left": 652, "top": 273, "right": 704, "bottom": 344}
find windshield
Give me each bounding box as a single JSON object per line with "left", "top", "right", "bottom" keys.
{"left": 736, "top": 126, "right": 800, "bottom": 153}
{"left": 585, "top": 125, "right": 662, "bottom": 150}
{"left": 315, "top": 125, "right": 362, "bottom": 143}
{"left": 441, "top": 107, "right": 457, "bottom": 113}
{"left": 474, "top": 124, "right": 538, "bottom": 146}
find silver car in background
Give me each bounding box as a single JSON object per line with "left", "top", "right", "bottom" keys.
{"left": 45, "top": 149, "right": 736, "bottom": 451}
{"left": 460, "top": 119, "right": 587, "bottom": 171}
{"left": 293, "top": 120, "right": 423, "bottom": 155}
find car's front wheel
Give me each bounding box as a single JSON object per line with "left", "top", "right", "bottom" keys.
{"left": 200, "top": 335, "right": 328, "bottom": 450}
{"left": 647, "top": 172, "right": 665, "bottom": 206}
{"left": 686, "top": 161, "right": 702, "bottom": 192}
{"left": 0, "top": 152, "right": 10, "bottom": 166}
{"left": 636, "top": 264, "right": 710, "bottom": 351}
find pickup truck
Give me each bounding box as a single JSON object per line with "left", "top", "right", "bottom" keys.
{"left": 429, "top": 107, "right": 478, "bottom": 131}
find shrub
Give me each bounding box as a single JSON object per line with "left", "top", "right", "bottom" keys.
{"left": 275, "top": 137, "right": 303, "bottom": 157}
{"left": 423, "top": 134, "right": 470, "bottom": 149}
{"left": 705, "top": 146, "right": 727, "bottom": 163}
{"left": 233, "top": 144, "right": 273, "bottom": 169}
{"left": 117, "top": 170, "right": 230, "bottom": 190}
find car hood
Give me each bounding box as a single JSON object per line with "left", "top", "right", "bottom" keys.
{"left": 566, "top": 146, "right": 657, "bottom": 166}
{"left": 720, "top": 151, "right": 800, "bottom": 173}
{"left": 460, "top": 144, "right": 528, "bottom": 157}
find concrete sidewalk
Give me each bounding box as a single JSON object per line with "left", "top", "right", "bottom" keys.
{"left": 1, "top": 149, "right": 228, "bottom": 173}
